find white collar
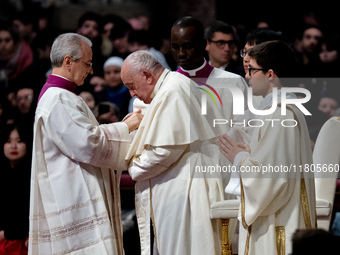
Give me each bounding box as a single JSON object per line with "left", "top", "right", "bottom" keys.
{"left": 208, "top": 60, "right": 228, "bottom": 70}
{"left": 180, "top": 59, "right": 206, "bottom": 76}
{"left": 51, "top": 74, "right": 71, "bottom": 81}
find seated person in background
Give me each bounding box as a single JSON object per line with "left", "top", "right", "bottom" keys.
{"left": 292, "top": 229, "right": 340, "bottom": 255}
{"left": 78, "top": 87, "right": 96, "bottom": 114}
{"left": 94, "top": 101, "right": 120, "bottom": 124}
{"left": 128, "top": 29, "right": 172, "bottom": 70}
{"left": 0, "top": 123, "right": 33, "bottom": 255}
{"left": 12, "top": 11, "right": 38, "bottom": 45}
{"left": 317, "top": 92, "right": 339, "bottom": 119}
{"left": 12, "top": 82, "right": 37, "bottom": 126}
{"left": 205, "top": 20, "right": 243, "bottom": 76}
{"left": 76, "top": 11, "right": 105, "bottom": 76}
{"left": 110, "top": 20, "right": 132, "bottom": 59}
{"left": 89, "top": 75, "right": 107, "bottom": 93}
{"left": 16, "top": 86, "right": 34, "bottom": 115}
{"left": 241, "top": 27, "right": 283, "bottom": 78}
{"left": 101, "top": 14, "right": 128, "bottom": 57}
{"left": 103, "top": 56, "right": 131, "bottom": 119}
{"left": 0, "top": 24, "right": 33, "bottom": 82}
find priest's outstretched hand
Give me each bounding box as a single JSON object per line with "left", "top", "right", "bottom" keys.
{"left": 122, "top": 109, "right": 143, "bottom": 132}
{"left": 217, "top": 134, "right": 251, "bottom": 164}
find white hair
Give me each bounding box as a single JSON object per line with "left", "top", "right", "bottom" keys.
{"left": 125, "top": 50, "right": 163, "bottom": 74}
{"left": 50, "top": 33, "right": 92, "bottom": 68}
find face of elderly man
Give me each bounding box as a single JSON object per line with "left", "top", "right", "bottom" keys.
{"left": 121, "top": 61, "right": 155, "bottom": 104}
{"left": 70, "top": 42, "right": 93, "bottom": 85}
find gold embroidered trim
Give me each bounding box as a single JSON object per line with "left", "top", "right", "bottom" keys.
{"left": 275, "top": 226, "right": 286, "bottom": 255}
{"left": 30, "top": 234, "right": 114, "bottom": 255}
{"left": 30, "top": 212, "right": 110, "bottom": 243}
{"left": 258, "top": 128, "right": 261, "bottom": 141}
{"left": 240, "top": 156, "right": 248, "bottom": 167}
{"left": 244, "top": 225, "right": 251, "bottom": 255}
{"left": 30, "top": 197, "right": 105, "bottom": 220}
{"left": 282, "top": 104, "right": 313, "bottom": 228}
{"left": 240, "top": 178, "right": 249, "bottom": 230}
{"left": 284, "top": 105, "right": 301, "bottom": 133}
{"left": 300, "top": 178, "right": 312, "bottom": 229}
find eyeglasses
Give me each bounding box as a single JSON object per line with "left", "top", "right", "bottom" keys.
{"left": 77, "top": 59, "right": 93, "bottom": 70}
{"left": 17, "top": 95, "right": 33, "bottom": 102}
{"left": 240, "top": 48, "right": 250, "bottom": 58}
{"left": 208, "top": 39, "right": 235, "bottom": 48}
{"left": 248, "top": 67, "right": 266, "bottom": 76}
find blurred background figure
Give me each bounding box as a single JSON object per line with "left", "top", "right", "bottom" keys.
{"left": 78, "top": 86, "right": 97, "bottom": 114}
{"left": 292, "top": 229, "right": 340, "bottom": 255}
{"left": 0, "top": 123, "right": 33, "bottom": 255}
{"left": 89, "top": 75, "right": 107, "bottom": 93}
{"left": 31, "top": 29, "right": 56, "bottom": 84}
{"left": 12, "top": 11, "right": 38, "bottom": 45}
{"left": 318, "top": 93, "right": 339, "bottom": 119}
{"left": 240, "top": 28, "right": 283, "bottom": 78}
{"left": 102, "top": 56, "right": 130, "bottom": 119}
{"left": 110, "top": 20, "right": 132, "bottom": 59}
{"left": 76, "top": 11, "right": 105, "bottom": 76}
{"left": 77, "top": 11, "right": 101, "bottom": 42}
{"left": 128, "top": 29, "right": 171, "bottom": 70}
{"left": 319, "top": 33, "right": 340, "bottom": 77}
{"left": 16, "top": 86, "right": 34, "bottom": 115}
{"left": 94, "top": 101, "right": 120, "bottom": 124}
{"left": 0, "top": 24, "right": 33, "bottom": 83}
{"left": 9, "top": 76, "right": 37, "bottom": 127}
{"left": 205, "top": 20, "right": 243, "bottom": 76}
{"left": 295, "top": 25, "right": 323, "bottom": 77}
{"left": 101, "top": 14, "right": 127, "bottom": 58}
{"left": 128, "top": 14, "right": 150, "bottom": 31}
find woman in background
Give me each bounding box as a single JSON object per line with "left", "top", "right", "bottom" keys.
{"left": 0, "top": 123, "right": 33, "bottom": 255}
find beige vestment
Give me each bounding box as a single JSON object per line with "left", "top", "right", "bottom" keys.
{"left": 235, "top": 92, "right": 316, "bottom": 255}
{"left": 126, "top": 70, "right": 230, "bottom": 255}
{"left": 29, "top": 84, "right": 129, "bottom": 254}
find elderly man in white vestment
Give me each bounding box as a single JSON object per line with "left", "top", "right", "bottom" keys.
{"left": 29, "top": 33, "right": 143, "bottom": 255}
{"left": 218, "top": 40, "right": 316, "bottom": 255}
{"left": 122, "top": 50, "right": 231, "bottom": 255}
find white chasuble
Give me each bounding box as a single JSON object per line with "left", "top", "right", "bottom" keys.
{"left": 236, "top": 102, "right": 316, "bottom": 255}
{"left": 126, "top": 70, "right": 231, "bottom": 255}
{"left": 29, "top": 82, "right": 130, "bottom": 254}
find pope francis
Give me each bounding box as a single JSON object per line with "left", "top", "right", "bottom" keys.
{"left": 122, "top": 50, "right": 230, "bottom": 255}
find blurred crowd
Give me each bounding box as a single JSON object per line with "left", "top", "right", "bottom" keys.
{"left": 0, "top": 4, "right": 339, "bottom": 131}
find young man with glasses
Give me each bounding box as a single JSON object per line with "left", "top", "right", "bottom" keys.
{"left": 218, "top": 40, "right": 316, "bottom": 255}
{"left": 205, "top": 20, "right": 243, "bottom": 76}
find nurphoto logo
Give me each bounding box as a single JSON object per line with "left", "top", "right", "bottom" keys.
{"left": 200, "top": 86, "right": 311, "bottom": 116}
